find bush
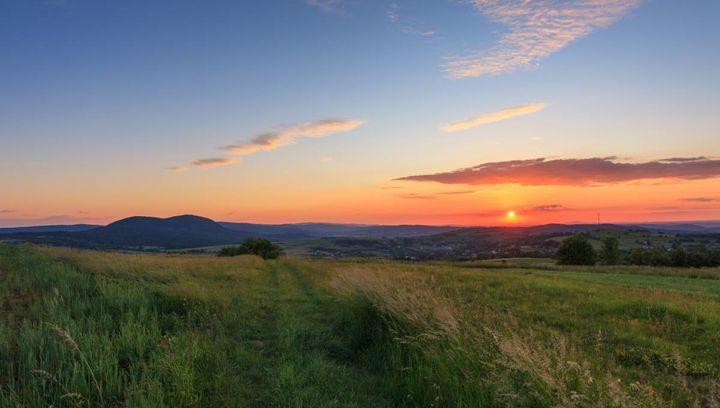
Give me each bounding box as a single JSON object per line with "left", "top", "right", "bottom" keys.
{"left": 629, "top": 247, "right": 650, "bottom": 266}
{"left": 625, "top": 245, "right": 720, "bottom": 268}
{"left": 556, "top": 235, "right": 596, "bottom": 265}
{"left": 218, "top": 238, "right": 283, "bottom": 260}
{"left": 599, "top": 236, "right": 620, "bottom": 265}
{"left": 217, "top": 246, "right": 252, "bottom": 257}
{"left": 241, "top": 238, "right": 283, "bottom": 260}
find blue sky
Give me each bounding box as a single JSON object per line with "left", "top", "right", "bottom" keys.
{"left": 1, "top": 0, "right": 720, "bottom": 226}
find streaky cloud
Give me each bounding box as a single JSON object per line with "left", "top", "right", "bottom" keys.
{"left": 223, "top": 119, "right": 365, "bottom": 155}
{"left": 306, "top": 0, "right": 343, "bottom": 13}
{"left": 681, "top": 197, "right": 719, "bottom": 203}
{"left": 191, "top": 158, "right": 237, "bottom": 168}
{"left": 441, "top": 103, "right": 545, "bottom": 132}
{"left": 395, "top": 157, "right": 720, "bottom": 186}
{"left": 397, "top": 193, "right": 437, "bottom": 200}
{"left": 446, "top": 0, "right": 641, "bottom": 79}
{"left": 166, "top": 166, "right": 187, "bottom": 173}
{"left": 435, "top": 190, "right": 475, "bottom": 195}
{"left": 532, "top": 204, "right": 571, "bottom": 212}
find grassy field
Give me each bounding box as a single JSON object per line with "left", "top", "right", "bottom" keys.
{"left": 1, "top": 245, "right": 719, "bottom": 407}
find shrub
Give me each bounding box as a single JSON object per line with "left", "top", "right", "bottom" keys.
{"left": 599, "top": 236, "right": 621, "bottom": 265}
{"left": 241, "top": 238, "right": 283, "bottom": 260}
{"left": 556, "top": 235, "right": 596, "bottom": 265}
{"left": 218, "top": 238, "right": 283, "bottom": 260}
{"left": 217, "top": 246, "right": 252, "bottom": 257}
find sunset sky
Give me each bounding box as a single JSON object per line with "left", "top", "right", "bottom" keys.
{"left": 2, "top": 0, "right": 720, "bottom": 227}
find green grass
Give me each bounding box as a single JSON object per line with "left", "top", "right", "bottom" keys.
{"left": 1, "top": 244, "right": 719, "bottom": 407}
{"left": 525, "top": 269, "right": 720, "bottom": 297}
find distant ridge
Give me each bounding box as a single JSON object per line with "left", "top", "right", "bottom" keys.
{"left": 73, "top": 215, "right": 251, "bottom": 249}
{"left": 219, "top": 222, "right": 458, "bottom": 238}
{"left": 0, "top": 224, "right": 100, "bottom": 234}
{"left": 2, "top": 214, "right": 719, "bottom": 252}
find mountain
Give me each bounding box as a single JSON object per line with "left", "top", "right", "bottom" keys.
{"left": 0, "top": 224, "right": 100, "bottom": 234}
{"left": 3, "top": 215, "right": 251, "bottom": 250}
{"left": 622, "top": 223, "right": 720, "bottom": 234}
{"left": 218, "top": 222, "right": 311, "bottom": 240}
{"left": 73, "top": 215, "right": 251, "bottom": 249}
{"left": 220, "top": 222, "right": 459, "bottom": 238}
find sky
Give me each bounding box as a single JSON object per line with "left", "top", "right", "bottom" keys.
{"left": 1, "top": 0, "right": 720, "bottom": 227}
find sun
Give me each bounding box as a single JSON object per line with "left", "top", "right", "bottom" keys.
{"left": 507, "top": 210, "right": 516, "bottom": 218}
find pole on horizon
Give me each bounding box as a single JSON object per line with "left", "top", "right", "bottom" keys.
{"left": 597, "top": 212, "right": 600, "bottom": 225}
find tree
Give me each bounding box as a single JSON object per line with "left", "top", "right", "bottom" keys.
{"left": 217, "top": 238, "right": 283, "bottom": 260}
{"left": 599, "top": 236, "right": 620, "bottom": 265}
{"left": 669, "top": 246, "right": 688, "bottom": 267}
{"left": 556, "top": 235, "right": 596, "bottom": 265}
{"left": 629, "top": 247, "right": 650, "bottom": 265}
{"left": 217, "top": 246, "right": 251, "bottom": 257}
{"left": 241, "top": 238, "right": 283, "bottom": 260}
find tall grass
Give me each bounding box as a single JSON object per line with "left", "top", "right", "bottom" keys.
{"left": 331, "top": 267, "right": 706, "bottom": 407}
{"left": 2, "top": 244, "right": 719, "bottom": 407}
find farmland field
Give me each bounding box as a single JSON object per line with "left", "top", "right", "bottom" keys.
{"left": 1, "top": 244, "right": 719, "bottom": 407}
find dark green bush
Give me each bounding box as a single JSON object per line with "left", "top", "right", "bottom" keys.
{"left": 556, "top": 235, "right": 596, "bottom": 265}
{"left": 599, "top": 236, "right": 621, "bottom": 265}
{"left": 217, "top": 238, "right": 283, "bottom": 260}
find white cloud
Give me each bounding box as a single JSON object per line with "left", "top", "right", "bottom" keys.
{"left": 223, "top": 119, "right": 365, "bottom": 155}
{"left": 441, "top": 103, "right": 545, "bottom": 132}
{"left": 446, "top": 0, "right": 641, "bottom": 78}
{"left": 306, "top": 0, "right": 343, "bottom": 13}
{"left": 191, "top": 158, "right": 237, "bottom": 168}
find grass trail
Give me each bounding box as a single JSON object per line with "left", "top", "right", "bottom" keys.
{"left": 268, "top": 261, "right": 395, "bottom": 407}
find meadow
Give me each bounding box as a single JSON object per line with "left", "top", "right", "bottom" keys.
{"left": 1, "top": 244, "right": 719, "bottom": 407}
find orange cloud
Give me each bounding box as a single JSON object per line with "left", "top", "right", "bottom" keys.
{"left": 531, "top": 204, "right": 571, "bottom": 212}
{"left": 397, "top": 193, "right": 436, "bottom": 200}
{"left": 446, "top": 0, "right": 641, "bottom": 78}
{"left": 166, "top": 166, "right": 187, "bottom": 173}
{"left": 223, "top": 119, "right": 365, "bottom": 155}
{"left": 681, "top": 197, "right": 719, "bottom": 202}
{"left": 396, "top": 157, "right": 720, "bottom": 186}
{"left": 441, "top": 103, "right": 545, "bottom": 132}
{"left": 191, "top": 158, "right": 237, "bottom": 168}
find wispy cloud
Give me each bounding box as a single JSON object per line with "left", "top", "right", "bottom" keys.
{"left": 320, "top": 156, "right": 335, "bottom": 162}
{"left": 0, "top": 209, "right": 15, "bottom": 214}
{"left": 397, "top": 193, "right": 437, "bottom": 200}
{"left": 223, "top": 119, "right": 365, "bottom": 155}
{"left": 396, "top": 157, "right": 720, "bottom": 186}
{"left": 401, "top": 26, "right": 435, "bottom": 37}
{"left": 166, "top": 166, "right": 187, "bottom": 173}
{"left": 387, "top": 1, "right": 436, "bottom": 37}
{"left": 661, "top": 157, "right": 708, "bottom": 163}
{"left": 441, "top": 103, "right": 545, "bottom": 132}
{"left": 306, "top": 0, "right": 343, "bottom": 13}
{"left": 446, "top": 0, "right": 641, "bottom": 78}
{"left": 531, "top": 204, "right": 571, "bottom": 212}
{"left": 191, "top": 158, "right": 237, "bottom": 168}
{"left": 681, "top": 197, "right": 719, "bottom": 203}
{"left": 436, "top": 190, "right": 475, "bottom": 195}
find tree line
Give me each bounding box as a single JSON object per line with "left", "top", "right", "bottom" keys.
{"left": 556, "top": 235, "right": 720, "bottom": 267}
